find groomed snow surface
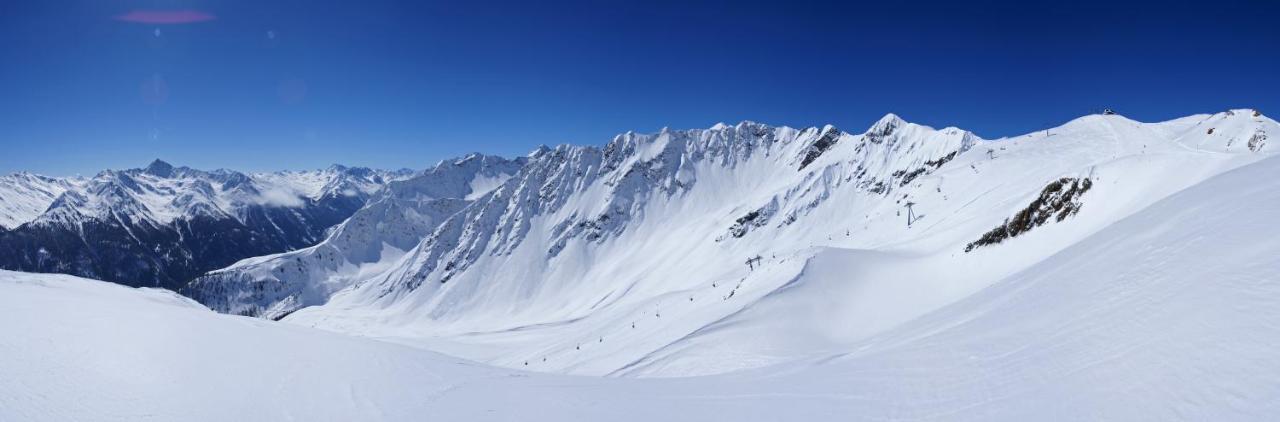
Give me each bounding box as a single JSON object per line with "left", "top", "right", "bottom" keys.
{"left": 4, "top": 147, "right": 1280, "bottom": 420}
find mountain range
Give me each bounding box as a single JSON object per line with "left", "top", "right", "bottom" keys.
{"left": 1, "top": 110, "right": 1274, "bottom": 374}
{"left": 3, "top": 108, "right": 1279, "bottom": 420}
{"left": 0, "top": 161, "right": 412, "bottom": 290}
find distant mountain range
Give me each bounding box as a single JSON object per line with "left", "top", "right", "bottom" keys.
{"left": 0, "top": 160, "right": 414, "bottom": 290}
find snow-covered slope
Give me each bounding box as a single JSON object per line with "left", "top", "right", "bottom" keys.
{"left": 185, "top": 154, "right": 526, "bottom": 319}
{"left": 616, "top": 109, "right": 1278, "bottom": 376}
{"left": 0, "top": 160, "right": 411, "bottom": 289}
{"left": 5, "top": 152, "right": 1280, "bottom": 420}
{"left": 274, "top": 109, "right": 1276, "bottom": 377}
{"left": 760, "top": 152, "right": 1280, "bottom": 420}
{"left": 0, "top": 172, "right": 83, "bottom": 229}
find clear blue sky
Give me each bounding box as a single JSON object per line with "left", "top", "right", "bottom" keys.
{"left": 2, "top": 0, "right": 1277, "bottom": 175}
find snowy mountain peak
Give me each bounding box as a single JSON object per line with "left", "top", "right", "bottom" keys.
{"left": 868, "top": 112, "right": 906, "bottom": 133}
{"left": 528, "top": 145, "right": 553, "bottom": 158}
{"left": 144, "top": 159, "right": 175, "bottom": 178}
{"left": 452, "top": 152, "right": 497, "bottom": 166}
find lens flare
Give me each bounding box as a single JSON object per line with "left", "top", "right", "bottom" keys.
{"left": 115, "top": 10, "right": 216, "bottom": 25}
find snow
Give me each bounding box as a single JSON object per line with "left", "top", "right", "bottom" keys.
{"left": 464, "top": 173, "right": 513, "bottom": 200}
{"left": 186, "top": 154, "right": 524, "bottom": 319}
{"left": 0, "top": 172, "right": 83, "bottom": 229}
{"left": 276, "top": 110, "right": 1276, "bottom": 381}
{"left": 9, "top": 161, "right": 411, "bottom": 229}
{"left": 5, "top": 149, "right": 1280, "bottom": 420}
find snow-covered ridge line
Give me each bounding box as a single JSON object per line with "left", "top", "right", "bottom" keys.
{"left": 367, "top": 114, "right": 979, "bottom": 300}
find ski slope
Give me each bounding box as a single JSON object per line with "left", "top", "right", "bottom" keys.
{"left": 3, "top": 152, "right": 1280, "bottom": 420}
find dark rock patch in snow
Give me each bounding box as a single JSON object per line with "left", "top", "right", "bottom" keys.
{"left": 719, "top": 200, "right": 779, "bottom": 241}
{"left": 965, "top": 177, "right": 1093, "bottom": 252}
{"left": 797, "top": 127, "right": 842, "bottom": 170}
{"left": 1248, "top": 130, "right": 1268, "bottom": 152}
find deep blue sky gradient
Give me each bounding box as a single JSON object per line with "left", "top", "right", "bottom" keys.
{"left": 2, "top": 0, "right": 1277, "bottom": 175}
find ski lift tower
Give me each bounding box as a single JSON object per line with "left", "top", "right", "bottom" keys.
{"left": 905, "top": 201, "right": 917, "bottom": 227}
